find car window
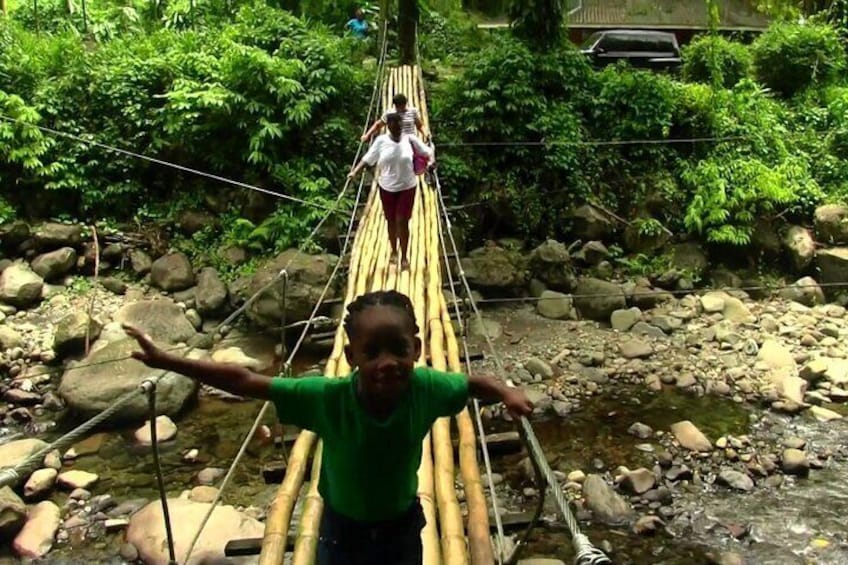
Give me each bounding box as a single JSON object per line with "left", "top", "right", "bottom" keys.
{"left": 601, "top": 33, "right": 677, "bottom": 53}
{"left": 581, "top": 32, "right": 603, "bottom": 49}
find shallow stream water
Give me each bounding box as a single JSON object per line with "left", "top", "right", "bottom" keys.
{"left": 2, "top": 377, "right": 847, "bottom": 563}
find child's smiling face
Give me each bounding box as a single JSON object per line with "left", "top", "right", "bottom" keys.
{"left": 345, "top": 304, "right": 420, "bottom": 414}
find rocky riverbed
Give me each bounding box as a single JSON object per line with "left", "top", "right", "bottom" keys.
{"left": 2, "top": 216, "right": 848, "bottom": 563}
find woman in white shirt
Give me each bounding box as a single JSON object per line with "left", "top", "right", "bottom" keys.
{"left": 349, "top": 113, "right": 433, "bottom": 271}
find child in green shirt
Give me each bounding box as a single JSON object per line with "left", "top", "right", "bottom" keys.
{"left": 123, "top": 290, "right": 533, "bottom": 564}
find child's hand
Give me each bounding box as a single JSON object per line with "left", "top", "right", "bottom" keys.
{"left": 503, "top": 388, "right": 534, "bottom": 419}
{"left": 123, "top": 323, "right": 166, "bottom": 368}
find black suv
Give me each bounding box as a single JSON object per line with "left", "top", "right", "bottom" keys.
{"left": 580, "top": 30, "right": 682, "bottom": 71}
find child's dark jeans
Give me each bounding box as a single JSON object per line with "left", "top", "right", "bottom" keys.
{"left": 317, "top": 499, "right": 426, "bottom": 564}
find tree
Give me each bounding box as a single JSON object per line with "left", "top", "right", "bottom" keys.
{"left": 398, "top": 0, "right": 417, "bottom": 63}
{"left": 509, "top": 0, "right": 563, "bottom": 49}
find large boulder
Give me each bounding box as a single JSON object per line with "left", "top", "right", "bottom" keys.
{"left": 814, "top": 204, "right": 848, "bottom": 244}
{"left": 33, "top": 223, "right": 82, "bottom": 249}
{"left": 30, "top": 248, "right": 76, "bottom": 281}
{"left": 573, "top": 278, "right": 626, "bottom": 322}
{"left": 779, "top": 276, "right": 825, "bottom": 307}
{"left": 460, "top": 245, "right": 527, "bottom": 290}
{"left": 536, "top": 291, "right": 574, "bottom": 320}
{"left": 0, "top": 263, "right": 44, "bottom": 308}
{"left": 112, "top": 300, "right": 196, "bottom": 345}
{"left": 150, "top": 252, "right": 195, "bottom": 292}
{"left": 127, "top": 498, "right": 264, "bottom": 564}
{"left": 58, "top": 338, "right": 199, "bottom": 423}
{"left": 816, "top": 248, "right": 848, "bottom": 298}
{"left": 236, "top": 249, "right": 339, "bottom": 327}
{"left": 0, "top": 221, "right": 31, "bottom": 252}
{"left": 129, "top": 249, "right": 153, "bottom": 275}
{"left": 53, "top": 311, "right": 102, "bottom": 358}
{"left": 195, "top": 268, "right": 228, "bottom": 317}
{"left": 783, "top": 225, "right": 815, "bottom": 273}
{"left": 570, "top": 205, "right": 615, "bottom": 241}
{"left": 529, "top": 240, "right": 575, "bottom": 291}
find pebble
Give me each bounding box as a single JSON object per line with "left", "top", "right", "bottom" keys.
{"left": 120, "top": 542, "right": 139, "bottom": 561}
{"left": 782, "top": 449, "right": 810, "bottom": 477}
{"left": 58, "top": 471, "right": 99, "bottom": 490}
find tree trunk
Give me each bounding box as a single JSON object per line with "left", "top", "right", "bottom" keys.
{"left": 398, "top": 0, "right": 417, "bottom": 64}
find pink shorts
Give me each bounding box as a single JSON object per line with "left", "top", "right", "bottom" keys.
{"left": 379, "top": 187, "right": 416, "bottom": 220}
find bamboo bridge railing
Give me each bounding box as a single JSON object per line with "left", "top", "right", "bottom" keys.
{"left": 259, "top": 65, "right": 494, "bottom": 565}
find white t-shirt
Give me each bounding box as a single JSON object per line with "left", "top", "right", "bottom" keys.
{"left": 363, "top": 134, "right": 433, "bottom": 192}
{"left": 381, "top": 107, "right": 420, "bottom": 136}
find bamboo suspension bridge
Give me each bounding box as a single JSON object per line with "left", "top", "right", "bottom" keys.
{"left": 0, "top": 54, "right": 611, "bottom": 564}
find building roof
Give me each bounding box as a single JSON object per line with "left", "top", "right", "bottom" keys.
{"left": 567, "top": 0, "right": 770, "bottom": 30}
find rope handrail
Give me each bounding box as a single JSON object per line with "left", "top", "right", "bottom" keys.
{"left": 433, "top": 170, "right": 613, "bottom": 565}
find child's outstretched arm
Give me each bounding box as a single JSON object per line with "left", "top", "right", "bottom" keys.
{"left": 123, "top": 324, "right": 272, "bottom": 400}
{"left": 468, "top": 374, "right": 534, "bottom": 419}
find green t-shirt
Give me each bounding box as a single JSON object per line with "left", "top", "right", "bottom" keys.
{"left": 268, "top": 366, "right": 469, "bottom": 522}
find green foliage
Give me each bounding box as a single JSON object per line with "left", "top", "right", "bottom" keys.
{"left": 683, "top": 156, "right": 821, "bottom": 244}
{"left": 0, "top": 7, "right": 369, "bottom": 252}
{"left": 752, "top": 23, "right": 845, "bottom": 97}
{"left": 508, "top": 0, "right": 563, "bottom": 49}
{"left": 683, "top": 34, "right": 753, "bottom": 88}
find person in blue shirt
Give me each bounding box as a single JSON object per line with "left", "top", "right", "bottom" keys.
{"left": 345, "top": 8, "right": 368, "bottom": 40}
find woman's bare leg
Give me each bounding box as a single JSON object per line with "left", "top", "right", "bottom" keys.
{"left": 398, "top": 215, "right": 410, "bottom": 270}
{"left": 387, "top": 217, "right": 399, "bottom": 263}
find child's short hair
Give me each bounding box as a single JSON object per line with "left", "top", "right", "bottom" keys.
{"left": 344, "top": 290, "right": 418, "bottom": 339}
{"left": 392, "top": 94, "right": 408, "bottom": 106}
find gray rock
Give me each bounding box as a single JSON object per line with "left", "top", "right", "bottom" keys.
{"left": 0, "top": 486, "right": 26, "bottom": 538}
{"left": 461, "top": 245, "right": 527, "bottom": 290}
{"left": 814, "top": 204, "right": 848, "bottom": 244}
{"left": 627, "top": 422, "right": 653, "bottom": 439}
{"left": 717, "top": 469, "right": 754, "bottom": 492}
{"left": 582, "top": 474, "right": 634, "bottom": 525}
{"left": 651, "top": 315, "right": 682, "bottom": 333}
{"left": 33, "top": 222, "right": 82, "bottom": 249}
{"left": 529, "top": 240, "right": 574, "bottom": 290}
{"left": 783, "top": 225, "right": 815, "bottom": 272}
{"left": 112, "top": 300, "right": 196, "bottom": 345}
{"left": 53, "top": 311, "right": 102, "bottom": 358}
{"left": 633, "top": 514, "right": 664, "bottom": 536}
{"left": 631, "top": 321, "right": 667, "bottom": 339}
{"left": 631, "top": 286, "right": 673, "bottom": 310}
{"left": 574, "top": 278, "right": 626, "bottom": 322}
{"left": 528, "top": 278, "right": 547, "bottom": 298}
{"left": 524, "top": 388, "right": 552, "bottom": 414}
{"left": 129, "top": 249, "right": 153, "bottom": 275}
{"left": 621, "top": 468, "right": 656, "bottom": 494}
{"left": 58, "top": 338, "right": 198, "bottom": 423}
{"left": 816, "top": 248, "right": 848, "bottom": 298}
{"left": 571, "top": 205, "right": 614, "bottom": 241}
{"left": 235, "top": 249, "right": 339, "bottom": 327}
{"left": 100, "top": 277, "right": 127, "bottom": 295}
{"left": 623, "top": 220, "right": 670, "bottom": 254}
{"left": 195, "top": 268, "right": 228, "bottom": 316}
{"left": 30, "top": 248, "right": 76, "bottom": 281}
{"left": 620, "top": 339, "right": 652, "bottom": 359}
{"left": 611, "top": 307, "right": 641, "bottom": 332}
{"left": 781, "top": 449, "right": 809, "bottom": 477}
{"left": 197, "top": 467, "right": 226, "bottom": 486}
{"left": 779, "top": 276, "right": 825, "bottom": 307}
{"left": 0, "top": 326, "right": 23, "bottom": 350}
{"left": 575, "top": 241, "right": 609, "bottom": 266}
{"left": 150, "top": 252, "right": 195, "bottom": 292}
{"left": 0, "top": 262, "right": 44, "bottom": 308}
{"left": 469, "top": 317, "right": 502, "bottom": 340}
{"left": 524, "top": 358, "right": 553, "bottom": 379}
{"left": 670, "top": 421, "right": 712, "bottom": 452}
{"left": 536, "top": 291, "right": 573, "bottom": 320}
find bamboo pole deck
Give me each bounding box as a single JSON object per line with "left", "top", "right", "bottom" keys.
{"left": 260, "top": 65, "right": 494, "bottom": 565}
